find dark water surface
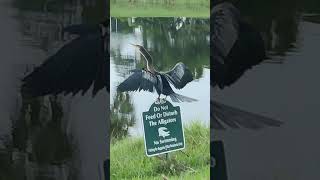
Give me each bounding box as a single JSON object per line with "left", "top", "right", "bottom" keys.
{"left": 213, "top": 1, "right": 320, "bottom": 179}
{"left": 0, "top": 0, "right": 108, "bottom": 179}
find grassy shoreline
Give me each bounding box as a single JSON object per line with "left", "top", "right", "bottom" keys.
{"left": 110, "top": 122, "right": 210, "bottom": 179}
{"left": 111, "top": 1, "right": 209, "bottom": 17}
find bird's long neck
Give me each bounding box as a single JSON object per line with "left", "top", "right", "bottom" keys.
{"left": 139, "top": 46, "right": 156, "bottom": 73}
{"left": 146, "top": 59, "right": 156, "bottom": 73}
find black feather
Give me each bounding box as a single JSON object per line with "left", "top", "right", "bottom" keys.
{"left": 21, "top": 26, "right": 108, "bottom": 97}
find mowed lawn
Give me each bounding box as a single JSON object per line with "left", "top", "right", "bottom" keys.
{"left": 110, "top": 122, "right": 210, "bottom": 179}
{"left": 111, "top": 0, "right": 210, "bottom": 17}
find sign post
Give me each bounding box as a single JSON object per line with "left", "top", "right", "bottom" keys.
{"left": 211, "top": 141, "right": 228, "bottom": 180}
{"left": 142, "top": 100, "right": 185, "bottom": 157}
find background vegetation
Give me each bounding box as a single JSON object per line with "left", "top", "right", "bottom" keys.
{"left": 111, "top": 0, "right": 209, "bottom": 17}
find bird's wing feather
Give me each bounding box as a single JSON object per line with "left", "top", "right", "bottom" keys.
{"left": 163, "top": 62, "right": 193, "bottom": 89}
{"left": 212, "top": 2, "right": 240, "bottom": 64}
{"left": 117, "top": 70, "right": 157, "bottom": 93}
{"left": 22, "top": 34, "right": 108, "bottom": 97}
{"left": 211, "top": 101, "right": 283, "bottom": 130}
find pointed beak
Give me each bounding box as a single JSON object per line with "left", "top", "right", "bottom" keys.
{"left": 130, "top": 43, "right": 139, "bottom": 47}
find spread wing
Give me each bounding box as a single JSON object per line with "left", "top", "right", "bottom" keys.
{"left": 211, "top": 101, "right": 283, "bottom": 130}
{"left": 21, "top": 33, "right": 108, "bottom": 97}
{"left": 212, "top": 2, "right": 240, "bottom": 64}
{"left": 117, "top": 70, "right": 159, "bottom": 93}
{"left": 163, "top": 62, "right": 193, "bottom": 89}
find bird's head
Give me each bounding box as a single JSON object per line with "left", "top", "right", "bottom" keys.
{"left": 130, "top": 43, "right": 142, "bottom": 48}
{"left": 130, "top": 43, "right": 144, "bottom": 56}
{"left": 130, "top": 43, "right": 153, "bottom": 66}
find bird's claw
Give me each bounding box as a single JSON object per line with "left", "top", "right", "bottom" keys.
{"left": 155, "top": 98, "right": 166, "bottom": 104}
{"left": 160, "top": 98, "right": 166, "bottom": 103}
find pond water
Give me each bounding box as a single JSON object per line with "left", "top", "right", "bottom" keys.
{"left": 110, "top": 17, "right": 210, "bottom": 137}
{"left": 213, "top": 1, "right": 320, "bottom": 179}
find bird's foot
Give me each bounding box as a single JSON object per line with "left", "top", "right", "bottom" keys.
{"left": 155, "top": 97, "right": 166, "bottom": 104}
{"left": 160, "top": 98, "right": 166, "bottom": 104}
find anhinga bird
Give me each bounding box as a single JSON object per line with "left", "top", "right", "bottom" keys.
{"left": 117, "top": 44, "right": 196, "bottom": 103}
{"left": 21, "top": 20, "right": 109, "bottom": 97}
{"left": 211, "top": 2, "right": 283, "bottom": 178}
{"left": 211, "top": 1, "right": 283, "bottom": 129}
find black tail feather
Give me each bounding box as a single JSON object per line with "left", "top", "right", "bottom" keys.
{"left": 169, "top": 93, "right": 197, "bottom": 103}
{"left": 211, "top": 101, "right": 283, "bottom": 130}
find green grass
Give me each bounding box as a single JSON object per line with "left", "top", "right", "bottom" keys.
{"left": 110, "top": 122, "right": 210, "bottom": 179}
{"left": 111, "top": 0, "right": 209, "bottom": 17}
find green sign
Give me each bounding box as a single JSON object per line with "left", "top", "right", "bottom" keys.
{"left": 142, "top": 100, "right": 185, "bottom": 157}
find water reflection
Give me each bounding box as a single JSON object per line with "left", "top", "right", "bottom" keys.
{"left": 110, "top": 17, "right": 210, "bottom": 137}
{"left": 0, "top": 92, "right": 78, "bottom": 180}
{"left": 235, "top": 0, "right": 320, "bottom": 58}
{"left": 0, "top": 0, "right": 107, "bottom": 179}
{"left": 237, "top": 0, "right": 300, "bottom": 58}
{"left": 110, "top": 92, "right": 136, "bottom": 139}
